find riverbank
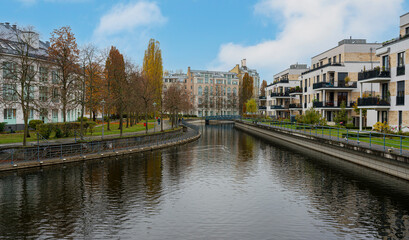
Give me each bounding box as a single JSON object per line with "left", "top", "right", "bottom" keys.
{"left": 0, "top": 125, "right": 201, "bottom": 172}
{"left": 235, "top": 120, "right": 409, "bottom": 181}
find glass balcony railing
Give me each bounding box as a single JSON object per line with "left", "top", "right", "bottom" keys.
{"left": 358, "top": 69, "right": 390, "bottom": 81}
{"left": 357, "top": 97, "right": 390, "bottom": 107}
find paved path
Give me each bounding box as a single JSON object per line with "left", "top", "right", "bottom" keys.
{"left": 0, "top": 120, "right": 173, "bottom": 148}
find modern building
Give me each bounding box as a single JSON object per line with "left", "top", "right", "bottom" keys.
{"left": 230, "top": 59, "right": 260, "bottom": 98}
{"left": 301, "top": 38, "right": 381, "bottom": 125}
{"left": 0, "top": 22, "right": 81, "bottom": 131}
{"left": 266, "top": 64, "right": 308, "bottom": 118}
{"left": 358, "top": 13, "right": 409, "bottom": 131}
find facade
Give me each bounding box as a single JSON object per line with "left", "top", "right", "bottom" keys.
{"left": 265, "top": 64, "right": 308, "bottom": 118}
{"left": 301, "top": 39, "right": 381, "bottom": 125}
{"left": 0, "top": 22, "right": 81, "bottom": 131}
{"left": 187, "top": 68, "right": 240, "bottom": 117}
{"left": 357, "top": 13, "right": 409, "bottom": 131}
{"left": 230, "top": 59, "right": 260, "bottom": 98}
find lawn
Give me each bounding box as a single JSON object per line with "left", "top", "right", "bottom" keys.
{"left": 0, "top": 122, "right": 155, "bottom": 145}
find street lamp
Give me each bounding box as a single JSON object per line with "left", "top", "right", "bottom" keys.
{"left": 153, "top": 102, "right": 157, "bottom": 133}
{"left": 101, "top": 99, "right": 105, "bottom": 139}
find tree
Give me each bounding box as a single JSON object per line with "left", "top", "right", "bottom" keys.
{"left": 143, "top": 39, "right": 163, "bottom": 131}
{"left": 334, "top": 101, "right": 348, "bottom": 126}
{"left": 136, "top": 72, "right": 156, "bottom": 133}
{"left": 105, "top": 46, "right": 126, "bottom": 137}
{"left": 245, "top": 99, "right": 257, "bottom": 115}
{"left": 163, "top": 83, "right": 192, "bottom": 128}
{"left": 260, "top": 80, "right": 267, "bottom": 97}
{"left": 48, "top": 26, "right": 80, "bottom": 122}
{"left": 353, "top": 102, "right": 367, "bottom": 127}
{"left": 0, "top": 25, "right": 46, "bottom": 146}
{"left": 296, "top": 107, "right": 326, "bottom": 125}
{"left": 240, "top": 72, "right": 253, "bottom": 115}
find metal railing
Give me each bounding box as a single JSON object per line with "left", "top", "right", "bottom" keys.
{"left": 313, "top": 101, "right": 355, "bottom": 108}
{"left": 358, "top": 97, "right": 390, "bottom": 107}
{"left": 0, "top": 127, "right": 199, "bottom": 166}
{"left": 313, "top": 81, "right": 357, "bottom": 89}
{"left": 271, "top": 92, "right": 290, "bottom": 97}
{"left": 358, "top": 69, "right": 390, "bottom": 81}
{"left": 241, "top": 119, "right": 409, "bottom": 156}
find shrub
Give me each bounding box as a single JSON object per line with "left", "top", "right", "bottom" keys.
{"left": 29, "top": 120, "right": 43, "bottom": 130}
{"left": 87, "top": 121, "right": 97, "bottom": 135}
{"left": 77, "top": 117, "right": 88, "bottom": 122}
{"left": 345, "top": 123, "right": 355, "bottom": 129}
{"left": 37, "top": 124, "right": 53, "bottom": 139}
{"left": 373, "top": 121, "right": 390, "bottom": 133}
{"left": 55, "top": 127, "right": 63, "bottom": 138}
{"left": 296, "top": 107, "right": 326, "bottom": 125}
{"left": 0, "top": 122, "right": 6, "bottom": 133}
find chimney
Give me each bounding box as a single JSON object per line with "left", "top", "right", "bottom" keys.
{"left": 5, "top": 22, "right": 10, "bottom": 28}
{"left": 241, "top": 59, "right": 247, "bottom": 68}
{"left": 12, "top": 24, "right": 16, "bottom": 30}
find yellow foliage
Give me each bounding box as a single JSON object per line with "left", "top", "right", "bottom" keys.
{"left": 373, "top": 121, "right": 389, "bottom": 133}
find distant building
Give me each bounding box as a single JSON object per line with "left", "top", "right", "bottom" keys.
{"left": 230, "top": 59, "right": 260, "bottom": 98}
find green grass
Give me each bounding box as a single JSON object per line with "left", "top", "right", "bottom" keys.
{"left": 0, "top": 122, "right": 155, "bottom": 145}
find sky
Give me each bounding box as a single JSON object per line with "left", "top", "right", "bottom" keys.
{"left": 2, "top": 0, "right": 409, "bottom": 83}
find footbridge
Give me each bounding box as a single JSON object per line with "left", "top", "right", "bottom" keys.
{"left": 204, "top": 115, "right": 240, "bottom": 124}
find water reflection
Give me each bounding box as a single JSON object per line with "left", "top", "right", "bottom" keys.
{"left": 0, "top": 123, "right": 408, "bottom": 239}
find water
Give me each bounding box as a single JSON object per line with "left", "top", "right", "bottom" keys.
{"left": 1, "top": 124, "right": 409, "bottom": 239}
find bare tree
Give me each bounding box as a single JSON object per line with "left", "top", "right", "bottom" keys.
{"left": 0, "top": 25, "right": 49, "bottom": 145}
{"left": 163, "top": 83, "right": 192, "bottom": 128}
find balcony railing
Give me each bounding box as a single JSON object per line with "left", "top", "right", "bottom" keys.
{"left": 358, "top": 69, "right": 391, "bottom": 81}
{"left": 397, "top": 66, "right": 405, "bottom": 76}
{"left": 313, "top": 81, "right": 357, "bottom": 89}
{"left": 271, "top": 92, "right": 290, "bottom": 97}
{"left": 396, "top": 96, "right": 405, "bottom": 105}
{"left": 358, "top": 97, "right": 390, "bottom": 107}
{"left": 258, "top": 106, "right": 267, "bottom": 110}
{"left": 301, "top": 63, "right": 342, "bottom": 75}
{"left": 313, "top": 101, "right": 354, "bottom": 108}
{"left": 270, "top": 105, "right": 287, "bottom": 109}
{"left": 289, "top": 103, "right": 302, "bottom": 108}
{"left": 272, "top": 79, "right": 289, "bottom": 85}
{"left": 289, "top": 88, "right": 302, "bottom": 94}
{"left": 259, "top": 96, "right": 267, "bottom": 100}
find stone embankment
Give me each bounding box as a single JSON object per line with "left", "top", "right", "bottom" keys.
{"left": 235, "top": 121, "right": 409, "bottom": 181}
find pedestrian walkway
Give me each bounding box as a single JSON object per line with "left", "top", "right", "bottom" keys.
{"left": 0, "top": 120, "right": 173, "bottom": 148}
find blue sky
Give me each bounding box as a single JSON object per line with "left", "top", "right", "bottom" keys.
{"left": 3, "top": 0, "right": 409, "bottom": 82}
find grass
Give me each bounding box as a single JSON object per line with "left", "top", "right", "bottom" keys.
{"left": 245, "top": 119, "right": 409, "bottom": 151}
{"left": 0, "top": 122, "right": 155, "bottom": 145}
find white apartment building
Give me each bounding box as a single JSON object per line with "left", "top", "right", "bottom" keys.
{"left": 0, "top": 22, "right": 81, "bottom": 131}
{"left": 358, "top": 13, "right": 409, "bottom": 131}
{"left": 301, "top": 39, "right": 381, "bottom": 125}
{"left": 266, "top": 64, "right": 308, "bottom": 118}
{"left": 187, "top": 68, "right": 240, "bottom": 117}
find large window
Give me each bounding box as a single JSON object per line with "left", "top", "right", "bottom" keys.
{"left": 198, "top": 86, "right": 202, "bottom": 96}
{"left": 52, "top": 71, "right": 59, "bottom": 84}
{"left": 2, "top": 62, "right": 16, "bottom": 79}
{"left": 2, "top": 84, "right": 17, "bottom": 101}
{"left": 397, "top": 81, "right": 405, "bottom": 105}
{"left": 3, "top": 109, "right": 16, "bottom": 120}
{"left": 398, "top": 52, "right": 405, "bottom": 67}
{"left": 39, "top": 86, "right": 48, "bottom": 102}
{"left": 39, "top": 67, "right": 48, "bottom": 82}
{"left": 382, "top": 55, "right": 390, "bottom": 70}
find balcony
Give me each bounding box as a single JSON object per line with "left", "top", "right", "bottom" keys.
{"left": 357, "top": 97, "right": 390, "bottom": 109}
{"left": 259, "top": 96, "right": 267, "bottom": 100}
{"left": 313, "top": 81, "right": 357, "bottom": 90}
{"left": 270, "top": 105, "right": 289, "bottom": 110}
{"left": 301, "top": 63, "right": 342, "bottom": 75}
{"left": 358, "top": 69, "right": 391, "bottom": 83}
{"left": 313, "top": 101, "right": 354, "bottom": 108}
{"left": 270, "top": 92, "right": 290, "bottom": 98}
{"left": 289, "top": 87, "right": 302, "bottom": 95}
{"left": 396, "top": 96, "right": 405, "bottom": 105}
{"left": 289, "top": 103, "right": 302, "bottom": 109}
{"left": 258, "top": 106, "right": 267, "bottom": 110}
{"left": 397, "top": 66, "right": 405, "bottom": 76}
{"left": 272, "top": 79, "right": 289, "bottom": 85}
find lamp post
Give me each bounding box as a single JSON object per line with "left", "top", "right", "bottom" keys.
{"left": 153, "top": 102, "right": 157, "bottom": 133}
{"left": 101, "top": 99, "right": 105, "bottom": 139}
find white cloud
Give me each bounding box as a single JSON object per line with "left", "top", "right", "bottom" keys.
{"left": 210, "top": 0, "right": 403, "bottom": 81}
{"left": 94, "top": 1, "right": 167, "bottom": 37}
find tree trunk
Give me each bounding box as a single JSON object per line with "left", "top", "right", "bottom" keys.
{"left": 107, "top": 107, "right": 111, "bottom": 131}
{"left": 126, "top": 112, "right": 130, "bottom": 128}
{"left": 119, "top": 108, "right": 123, "bottom": 137}
{"left": 23, "top": 111, "right": 28, "bottom": 146}
{"left": 145, "top": 110, "right": 148, "bottom": 134}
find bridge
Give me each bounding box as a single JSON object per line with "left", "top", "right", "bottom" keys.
{"left": 204, "top": 115, "right": 241, "bottom": 124}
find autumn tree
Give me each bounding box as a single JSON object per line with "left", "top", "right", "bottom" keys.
{"left": 143, "top": 39, "right": 163, "bottom": 130}
{"left": 239, "top": 72, "right": 254, "bottom": 114}
{"left": 0, "top": 25, "right": 46, "bottom": 145}
{"left": 105, "top": 46, "right": 126, "bottom": 137}
{"left": 260, "top": 80, "right": 267, "bottom": 97}
{"left": 163, "top": 83, "right": 192, "bottom": 128}
{"left": 48, "top": 26, "right": 80, "bottom": 122}
{"left": 246, "top": 98, "right": 257, "bottom": 115}
{"left": 137, "top": 72, "right": 156, "bottom": 133}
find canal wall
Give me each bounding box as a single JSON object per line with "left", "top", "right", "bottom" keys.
{"left": 235, "top": 121, "right": 409, "bottom": 181}
{"left": 0, "top": 129, "right": 201, "bottom": 172}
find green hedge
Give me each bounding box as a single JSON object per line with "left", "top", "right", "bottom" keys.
{"left": 36, "top": 121, "right": 97, "bottom": 139}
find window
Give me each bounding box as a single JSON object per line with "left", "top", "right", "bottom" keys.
{"left": 23, "top": 86, "right": 34, "bottom": 100}
{"left": 39, "top": 86, "right": 48, "bottom": 101}
{"left": 52, "top": 109, "right": 58, "bottom": 118}
{"left": 39, "top": 67, "right": 48, "bottom": 82}
{"left": 313, "top": 64, "right": 315, "bottom": 69}
{"left": 197, "top": 78, "right": 203, "bottom": 84}
{"left": 205, "top": 86, "right": 209, "bottom": 95}
{"left": 29, "top": 109, "right": 34, "bottom": 119}
{"left": 398, "top": 52, "right": 405, "bottom": 67}
{"left": 233, "top": 88, "right": 237, "bottom": 96}
{"left": 333, "top": 56, "right": 337, "bottom": 63}
{"left": 3, "top": 109, "right": 16, "bottom": 119}
{"left": 406, "top": 27, "right": 409, "bottom": 36}
{"left": 52, "top": 71, "right": 59, "bottom": 84}
{"left": 382, "top": 55, "right": 390, "bottom": 71}
{"left": 397, "top": 81, "right": 405, "bottom": 105}
{"left": 317, "top": 75, "right": 320, "bottom": 82}
{"left": 198, "top": 86, "right": 202, "bottom": 96}
{"left": 228, "top": 79, "right": 231, "bottom": 85}
{"left": 210, "top": 86, "right": 213, "bottom": 95}
{"left": 339, "top": 54, "right": 342, "bottom": 63}
{"left": 227, "top": 87, "right": 231, "bottom": 95}
{"left": 52, "top": 88, "right": 59, "bottom": 102}
{"left": 205, "top": 76, "right": 209, "bottom": 84}
{"left": 328, "top": 58, "right": 331, "bottom": 64}
{"left": 2, "top": 84, "right": 17, "bottom": 101}
{"left": 198, "top": 98, "right": 202, "bottom": 104}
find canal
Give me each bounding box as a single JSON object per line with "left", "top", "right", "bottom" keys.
{"left": 1, "top": 124, "right": 409, "bottom": 239}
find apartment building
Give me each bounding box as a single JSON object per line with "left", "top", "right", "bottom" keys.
{"left": 266, "top": 64, "right": 308, "bottom": 118}
{"left": 230, "top": 59, "right": 260, "bottom": 98}
{"left": 357, "top": 13, "right": 409, "bottom": 131}
{"left": 0, "top": 22, "right": 81, "bottom": 131}
{"left": 187, "top": 67, "right": 240, "bottom": 117}
{"left": 301, "top": 38, "right": 381, "bottom": 125}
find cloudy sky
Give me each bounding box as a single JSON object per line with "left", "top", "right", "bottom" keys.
{"left": 3, "top": 0, "right": 409, "bottom": 82}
